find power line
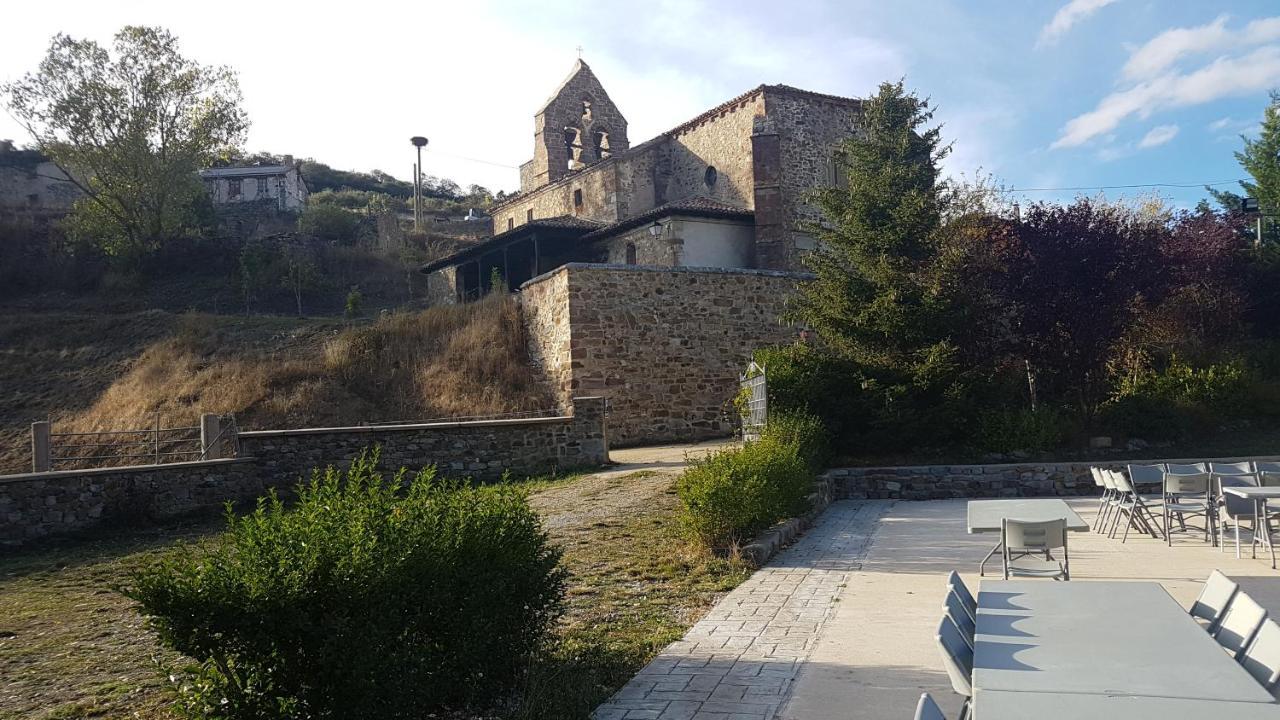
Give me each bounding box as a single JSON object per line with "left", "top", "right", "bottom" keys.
{"left": 427, "top": 150, "right": 519, "bottom": 170}
{"left": 1009, "top": 179, "right": 1247, "bottom": 193}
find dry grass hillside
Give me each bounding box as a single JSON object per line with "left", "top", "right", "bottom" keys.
{"left": 0, "top": 294, "right": 554, "bottom": 474}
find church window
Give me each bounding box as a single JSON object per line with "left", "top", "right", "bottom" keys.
{"left": 593, "top": 130, "right": 610, "bottom": 160}
{"left": 564, "top": 127, "right": 583, "bottom": 170}
{"left": 507, "top": 218, "right": 514, "bottom": 231}
{"left": 527, "top": 209, "right": 534, "bottom": 222}
{"left": 829, "top": 151, "right": 849, "bottom": 188}
{"left": 625, "top": 243, "right": 637, "bottom": 265}
{"left": 704, "top": 165, "right": 718, "bottom": 187}
{"left": 573, "top": 189, "right": 583, "bottom": 213}
{"left": 581, "top": 96, "right": 593, "bottom": 122}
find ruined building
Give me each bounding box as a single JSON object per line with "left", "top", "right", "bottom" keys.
{"left": 424, "top": 60, "right": 861, "bottom": 301}
{"left": 423, "top": 62, "right": 863, "bottom": 446}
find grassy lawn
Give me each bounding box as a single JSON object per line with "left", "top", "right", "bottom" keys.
{"left": 0, "top": 471, "right": 747, "bottom": 719}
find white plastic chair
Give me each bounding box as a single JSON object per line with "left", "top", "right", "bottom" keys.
{"left": 944, "top": 590, "right": 976, "bottom": 649}
{"left": 1163, "top": 472, "right": 1215, "bottom": 546}
{"left": 935, "top": 615, "right": 973, "bottom": 701}
{"left": 1108, "top": 469, "right": 1161, "bottom": 542}
{"left": 1212, "top": 461, "right": 1256, "bottom": 475}
{"left": 1167, "top": 462, "right": 1209, "bottom": 474}
{"left": 1001, "top": 518, "right": 1069, "bottom": 580}
{"left": 1217, "top": 474, "right": 1262, "bottom": 558}
{"left": 914, "top": 692, "right": 950, "bottom": 720}
{"left": 945, "top": 570, "right": 976, "bottom": 623}
{"left": 1190, "top": 569, "right": 1240, "bottom": 633}
{"left": 1241, "top": 619, "right": 1280, "bottom": 693}
{"left": 1215, "top": 591, "right": 1268, "bottom": 659}
{"left": 1096, "top": 467, "right": 1121, "bottom": 533}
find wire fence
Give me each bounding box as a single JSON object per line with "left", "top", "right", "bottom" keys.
{"left": 361, "top": 408, "right": 566, "bottom": 426}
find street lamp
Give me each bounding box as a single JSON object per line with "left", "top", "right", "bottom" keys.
{"left": 648, "top": 220, "right": 663, "bottom": 239}
{"left": 410, "top": 136, "right": 429, "bottom": 231}
{"left": 1244, "top": 197, "right": 1263, "bottom": 248}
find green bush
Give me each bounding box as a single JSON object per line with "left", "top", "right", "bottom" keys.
{"left": 123, "top": 450, "right": 565, "bottom": 719}
{"left": 763, "top": 410, "right": 831, "bottom": 473}
{"left": 755, "top": 343, "right": 866, "bottom": 447}
{"left": 297, "top": 203, "right": 362, "bottom": 245}
{"left": 975, "top": 406, "right": 1069, "bottom": 454}
{"left": 676, "top": 436, "right": 811, "bottom": 550}
{"left": 1101, "top": 358, "right": 1252, "bottom": 441}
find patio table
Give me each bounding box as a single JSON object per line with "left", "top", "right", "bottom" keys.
{"left": 966, "top": 499, "right": 1088, "bottom": 575}
{"left": 1222, "top": 486, "right": 1280, "bottom": 569}
{"left": 973, "top": 580, "right": 1275, "bottom": 703}
{"left": 973, "top": 690, "right": 1280, "bottom": 719}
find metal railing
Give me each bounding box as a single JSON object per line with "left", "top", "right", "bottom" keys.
{"left": 740, "top": 361, "right": 767, "bottom": 440}
{"left": 33, "top": 413, "right": 238, "bottom": 472}
{"left": 360, "top": 408, "right": 564, "bottom": 426}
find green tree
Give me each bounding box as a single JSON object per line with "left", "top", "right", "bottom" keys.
{"left": 3, "top": 26, "right": 248, "bottom": 264}
{"left": 1208, "top": 91, "right": 1280, "bottom": 243}
{"left": 298, "top": 203, "right": 362, "bottom": 244}
{"left": 787, "top": 81, "right": 960, "bottom": 440}
{"left": 280, "top": 243, "right": 319, "bottom": 316}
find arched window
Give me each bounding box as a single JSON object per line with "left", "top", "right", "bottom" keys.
{"left": 593, "top": 130, "right": 610, "bottom": 160}
{"left": 624, "top": 243, "right": 637, "bottom": 265}
{"left": 704, "top": 165, "right": 718, "bottom": 187}
{"left": 564, "top": 127, "right": 583, "bottom": 170}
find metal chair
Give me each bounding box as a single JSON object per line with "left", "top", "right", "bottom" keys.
{"left": 1108, "top": 469, "right": 1161, "bottom": 542}
{"left": 935, "top": 615, "right": 973, "bottom": 704}
{"left": 944, "top": 589, "right": 976, "bottom": 649}
{"left": 1215, "top": 591, "right": 1268, "bottom": 659}
{"left": 1190, "top": 569, "right": 1240, "bottom": 633}
{"left": 1212, "top": 461, "right": 1256, "bottom": 475}
{"left": 1217, "top": 474, "right": 1262, "bottom": 558}
{"left": 1001, "top": 518, "right": 1069, "bottom": 580}
{"left": 1127, "top": 463, "right": 1165, "bottom": 488}
{"left": 1241, "top": 619, "right": 1280, "bottom": 694}
{"left": 1167, "top": 462, "right": 1209, "bottom": 474}
{"left": 1255, "top": 462, "right": 1280, "bottom": 475}
{"left": 1096, "top": 467, "right": 1121, "bottom": 533}
{"left": 914, "top": 692, "right": 950, "bottom": 720}
{"left": 945, "top": 570, "right": 976, "bottom": 623}
{"left": 1163, "top": 472, "right": 1215, "bottom": 546}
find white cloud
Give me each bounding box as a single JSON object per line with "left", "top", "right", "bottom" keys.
{"left": 1038, "top": 0, "right": 1119, "bottom": 47}
{"left": 1208, "top": 116, "right": 1234, "bottom": 131}
{"left": 1052, "top": 45, "right": 1280, "bottom": 148}
{"left": 1137, "top": 124, "right": 1178, "bottom": 148}
{"left": 1122, "top": 15, "right": 1280, "bottom": 80}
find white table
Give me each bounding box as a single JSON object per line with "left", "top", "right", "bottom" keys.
{"left": 974, "top": 690, "right": 1280, "bottom": 719}
{"left": 974, "top": 581, "right": 1275, "bottom": 705}
{"left": 966, "top": 499, "right": 1089, "bottom": 575}
{"left": 1223, "top": 486, "right": 1280, "bottom": 568}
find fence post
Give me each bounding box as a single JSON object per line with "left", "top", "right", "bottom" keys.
{"left": 31, "top": 421, "right": 51, "bottom": 473}
{"left": 200, "top": 413, "right": 222, "bottom": 460}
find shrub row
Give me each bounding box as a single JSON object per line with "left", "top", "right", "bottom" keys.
{"left": 124, "top": 450, "right": 565, "bottom": 719}
{"left": 676, "top": 414, "right": 823, "bottom": 550}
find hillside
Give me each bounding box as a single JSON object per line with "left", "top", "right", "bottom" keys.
{"left": 0, "top": 294, "right": 554, "bottom": 475}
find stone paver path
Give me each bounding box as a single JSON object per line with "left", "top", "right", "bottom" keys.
{"left": 594, "top": 500, "right": 889, "bottom": 720}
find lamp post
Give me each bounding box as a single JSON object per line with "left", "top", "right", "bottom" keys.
{"left": 1244, "top": 197, "right": 1262, "bottom": 248}
{"left": 410, "top": 136, "right": 429, "bottom": 231}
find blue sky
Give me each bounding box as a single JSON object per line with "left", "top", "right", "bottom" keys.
{"left": 2, "top": 0, "right": 1277, "bottom": 209}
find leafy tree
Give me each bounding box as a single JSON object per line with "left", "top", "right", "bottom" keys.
{"left": 1208, "top": 91, "right": 1280, "bottom": 244}
{"left": 3, "top": 26, "right": 247, "bottom": 263}
{"left": 280, "top": 242, "right": 319, "bottom": 316}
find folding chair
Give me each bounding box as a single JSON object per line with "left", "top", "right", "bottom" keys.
{"left": 1190, "top": 569, "right": 1239, "bottom": 633}
{"left": 934, "top": 615, "right": 972, "bottom": 720}
{"left": 1163, "top": 472, "right": 1215, "bottom": 546}
{"left": 1215, "top": 591, "right": 1268, "bottom": 659}
{"left": 1241, "top": 619, "right": 1280, "bottom": 694}
{"left": 914, "top": 692, "right": 949, "bottom": 720}
{"left": 1002, "top": 518, "right": 1069, "bottom": 580}
{"left": 945, "top": 570, "right": 976, "bottom": 623}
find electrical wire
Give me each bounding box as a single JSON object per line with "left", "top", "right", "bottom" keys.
{"left": 1009, "top": 179, "right": 1247, "bottom": 192}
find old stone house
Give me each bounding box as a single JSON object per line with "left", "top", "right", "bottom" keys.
{"left": 423, "top": 60, "right": 860, "bottom": 301}
{"left": 0, "top": 141, "right": 82, "bottom": 225}
{"left": 200, "top": 163, "right": 309, "bottom": 211}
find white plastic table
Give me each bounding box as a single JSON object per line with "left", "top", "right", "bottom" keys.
{"left": 1223, "top": 486, "right": 1280, "bottom": 568}
{"left": 974, "top": 690, "right": 1280, "bottom": 719}
{"left": 966, "top": 499, "right": 1089, "bottom": 575}
{"left": 973, "top": 580, "right": 1276, "bottom": 705}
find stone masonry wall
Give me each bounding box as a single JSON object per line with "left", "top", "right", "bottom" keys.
{"left": 521, "top": 264, "right": 805, "bottom": 446}
{"left": 518, "top": 270, "right": 574, "bottom": 410}
{"left": 825, "top": 454, "right": 1280, "bottom": 500}
{"left": 1, "top": 398, "right": 608, "bottom": 547}
{"left": 664, "top": 93, "right": 765, "bottom": 210}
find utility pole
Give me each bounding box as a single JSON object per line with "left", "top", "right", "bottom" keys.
{"left": 410, "top": 136, "right": 429, "bottom": 232}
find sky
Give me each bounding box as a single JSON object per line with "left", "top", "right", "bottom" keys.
{"left": 2, "top": 0, "right": 1278, "bottom": 209}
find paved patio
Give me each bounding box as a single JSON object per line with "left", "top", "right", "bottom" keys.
{"left": 595, "top": 496, "right": 1280, "bottom": 720}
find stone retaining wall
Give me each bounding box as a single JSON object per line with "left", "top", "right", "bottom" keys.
{"left": 238, "top": 396, "right": 608, "bottom": 485}
{"left": 825, "top": 454, "right": 1280, "bottom": 500}
{"left": 1, "top": 397, "right": 608, "bottom": 547}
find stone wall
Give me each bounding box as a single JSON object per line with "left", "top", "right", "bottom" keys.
{"left": 0, "top": 458, "right": 263, "bottom": 547}
{"left": 237, "top": 396, "right": 608, "bottom": 484}
{"left": 825, "top": 454, "right": 1280, "bottom": 500}
{"left": 1, "top": 398, "right": 609, "bottom": 547}
{"left": 521, "top": 264, "right": 805, "bottom": 445}
{"left": 665, "top": 93, "right": 765, "bottom": 210}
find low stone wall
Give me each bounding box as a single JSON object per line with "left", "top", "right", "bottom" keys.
{"left": 238, "top": 396, "right": 608, "bottom": 484}
{"left": 825, "top": 454, "right": 1280, "bottom": 500}
{"left": 1, "top": 397, "right": 608, "bottom": 547}
{"left": 0, "top": 458, "right": 263, "bottom": 546}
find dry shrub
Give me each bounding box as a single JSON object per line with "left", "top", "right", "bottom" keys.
{"left": 56, "top": 295, "right": 554, "bottom": 464}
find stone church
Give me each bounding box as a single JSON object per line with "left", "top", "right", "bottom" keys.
{"left": 423, "top": 61, "right": 861, "bottom": 302}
